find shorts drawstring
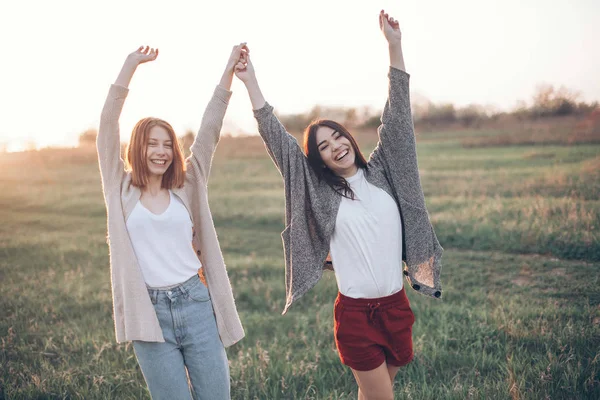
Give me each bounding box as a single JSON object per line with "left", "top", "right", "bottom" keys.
{"left": 368, "top": 302, "right": 381, "bottom": 323}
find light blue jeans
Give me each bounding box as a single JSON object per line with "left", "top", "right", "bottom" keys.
{"left": 133, "top": 274, "right": 230, "bottom": 400}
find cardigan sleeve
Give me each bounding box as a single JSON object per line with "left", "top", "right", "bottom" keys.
{"left": 253, "top": 103, "right": 312, "bottom": 182}
{"left": 254, "top": 103, "right": 337, "bottom": 313}
{"left": 97, "top": 84, "right": 129, "bottom": 195}
{"left": 187, "top": 85, "right": 232, "bottom": 183}
{"left": 368, "top": 67, "right": 427, "bottom": 209}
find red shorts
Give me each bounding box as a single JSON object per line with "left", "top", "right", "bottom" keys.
{"left": 333, "top": 288, "right": 415, "bottom": 371}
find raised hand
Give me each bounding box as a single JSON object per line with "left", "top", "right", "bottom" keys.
{"left": 234, "top": 50, "right": 255, "bottom": 84}
{"left": 234, "top": 47, "right": 265, "bottom": 110}
{"left": 379, "top": 10, "right": 406, "bottom": 71}
{"left": 127, "top": 46, "right": 159, "bottom": 65}
{"left": 220, "top": 43, "right": 248, "bottom": 90}
{"left": 115, "top": 46, "right": 158, "bottom": 87}
{"left": 226, "top": 43, "right": 249, "bottom": 72}
{"left": 379, "top": 10, "right": 402, "bottom": 45}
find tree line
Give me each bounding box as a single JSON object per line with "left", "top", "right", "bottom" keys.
{"left": 78, "top": 83, "right": 599, "bottom": 147}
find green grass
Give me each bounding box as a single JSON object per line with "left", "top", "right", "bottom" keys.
{"left": 0, "top": 130, "right": 599, "bottom": 399}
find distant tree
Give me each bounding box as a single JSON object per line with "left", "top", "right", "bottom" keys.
{"left": 531, "top": 84, "right": 579, "bottom": 117}
{"left": 361, "top": 114, "right": 381, "bottom": 129}
{"left": 512, "top": 100, "right": 530, "bottom": 120}
{"left": 421, "top": 103, "right": 456, "bottom": 125}
{"left": 344, "top": 108, "right": 358, "bottom": 127}
{"left": 279, "top": 105, "right": 367, "bottom": 132}
{"left": 357, "top": 105, "right": 377, "bottom": 127}
{"left": 78, "top": 128, "right": 98, "bottom": 147}
{"left": 576, "top": 100, "right": 600, "bottom": 114}
{"left": 307, "top": 105, "right": 323, "bottom": 122}
{"left": 278, "top": 112, "right": 310, "bottom": 133}
{"left": 409, "top": 93, "right": 458, "bottom": 126}
{"left": 457, "top": 104, "right": 489, "bottom": 127}
{"left": 410, "top": 92, "right": 431, "bottom": 122}
{"left": 179, "top": 130, "right": 195, "bottom": 157}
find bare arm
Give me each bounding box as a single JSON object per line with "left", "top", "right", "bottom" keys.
{"left": 235, "top": 52, "right": 266, "bottom": 110}
{"left": 380, "top": 10, "right": 406, "bottom": 71}
{"left": 243, "top": 78, "right": 267, "bottom": 111}
{"left": 218, "top": 43, "right": 247, "bottom": 91}
{"left": 235, "top": 52, "right": 309, "bottom": 176}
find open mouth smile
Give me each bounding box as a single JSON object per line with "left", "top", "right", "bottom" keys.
{"left": 335, "top": 149, "right": 349, "bottom": 161}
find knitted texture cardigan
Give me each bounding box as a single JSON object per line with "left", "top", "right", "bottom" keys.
{"left": 253, "top": 67, "right": 443, "bottom": 314}
{"left": 97, "top": 84, "right": 244, "bottom": 345}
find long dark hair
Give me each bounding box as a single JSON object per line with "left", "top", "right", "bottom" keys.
{"left": 303, "top": 119, "right": 368, "bottom": 199}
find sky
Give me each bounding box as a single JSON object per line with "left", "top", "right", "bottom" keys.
{"left": 1, "top": 0, "right": 599, "bottom": 151}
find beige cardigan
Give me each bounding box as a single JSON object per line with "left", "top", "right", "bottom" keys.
{"left": 97, "top": 84, "right": 244, "bottom": 346}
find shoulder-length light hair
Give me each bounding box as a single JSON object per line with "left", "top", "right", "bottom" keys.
{"left": 125, "top": 117, "right": 185, "bottom": 189}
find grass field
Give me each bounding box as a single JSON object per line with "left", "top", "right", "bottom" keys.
{"left": 0, "top": 128, "right": 599, "bottom": 399}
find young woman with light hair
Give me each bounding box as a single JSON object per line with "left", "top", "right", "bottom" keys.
{"left": 235, "top": 10, "right": 443, "bottom": 400}
{"left": 97, "top": 44, "right": 246, "bottom": 399}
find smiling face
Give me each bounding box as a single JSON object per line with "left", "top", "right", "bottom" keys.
{"left": 146, "top": 126, "right": 173, "bottom": 178}
{"left": 125, "top": 117, "right": 186, "bottom": 189}
{"left": 315, "top": 125, "right": 358, "bottom": 178}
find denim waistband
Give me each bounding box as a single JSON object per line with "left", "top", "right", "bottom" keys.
{"left": 146, "top": 274, "right": 200, "bottom": 302}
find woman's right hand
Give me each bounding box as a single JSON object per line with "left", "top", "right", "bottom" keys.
{"left": 234, "top": 51, "right": 256, "bottom": 84}
{"left": 115, "top": 46, "right": 158, "bottom": 88}
{"left": 126, "top": 46, "right": 159, "bottom": 65}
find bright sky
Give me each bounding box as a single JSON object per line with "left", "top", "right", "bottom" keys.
{"left": 1, "top": 0, "right": 599, "bottom": 150}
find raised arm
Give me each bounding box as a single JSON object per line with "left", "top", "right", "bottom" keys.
{"left": 187, "top": 43, "right": 247, "bottom": 182}
{"left": 114, "top": 46, "right": 159, "bottom": 88}
{"left": 235, "top": 52, "right": 309, "bottom": 178}
{"left": 380, "top": 10, "right": 405, "bottom": 72}
{"left": 235, "top": 52, "right": 266, "bottom": 110}
{"left": 369, "top": 11, "right": 427, "bottom": 208}
{"left": 97, "top": 46, "right": 158, "bottom": 194}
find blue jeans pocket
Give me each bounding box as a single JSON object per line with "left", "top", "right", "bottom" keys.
{"left": 147, "top": 290, "right": 158, "bottom": 305}
{"left": 186, "top": 281, "right": 210, "bottom": 302}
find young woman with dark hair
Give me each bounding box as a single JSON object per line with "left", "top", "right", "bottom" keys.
{"left": 235, "top": 10, "right": 443, "bottom": 399}
{"left": 97, "top": 44, "right": 246, "bottom": 399}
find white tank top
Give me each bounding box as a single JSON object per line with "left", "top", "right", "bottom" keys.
{"left": 330, "top": 168, "right": 404, "bottom": 298}
{"left": 126, "top": 190, "right": 202, "bottom": 287}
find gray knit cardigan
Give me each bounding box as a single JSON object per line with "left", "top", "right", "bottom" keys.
{"left": 253, "top": 67, "right": 443, "bottom": 314}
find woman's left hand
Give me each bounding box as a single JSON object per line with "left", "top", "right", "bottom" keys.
{"left": 226, "top": 43, "right": 249, "bottom": 73}
{"left": 220, "top": 42, "right": 249, "bottom": 90}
